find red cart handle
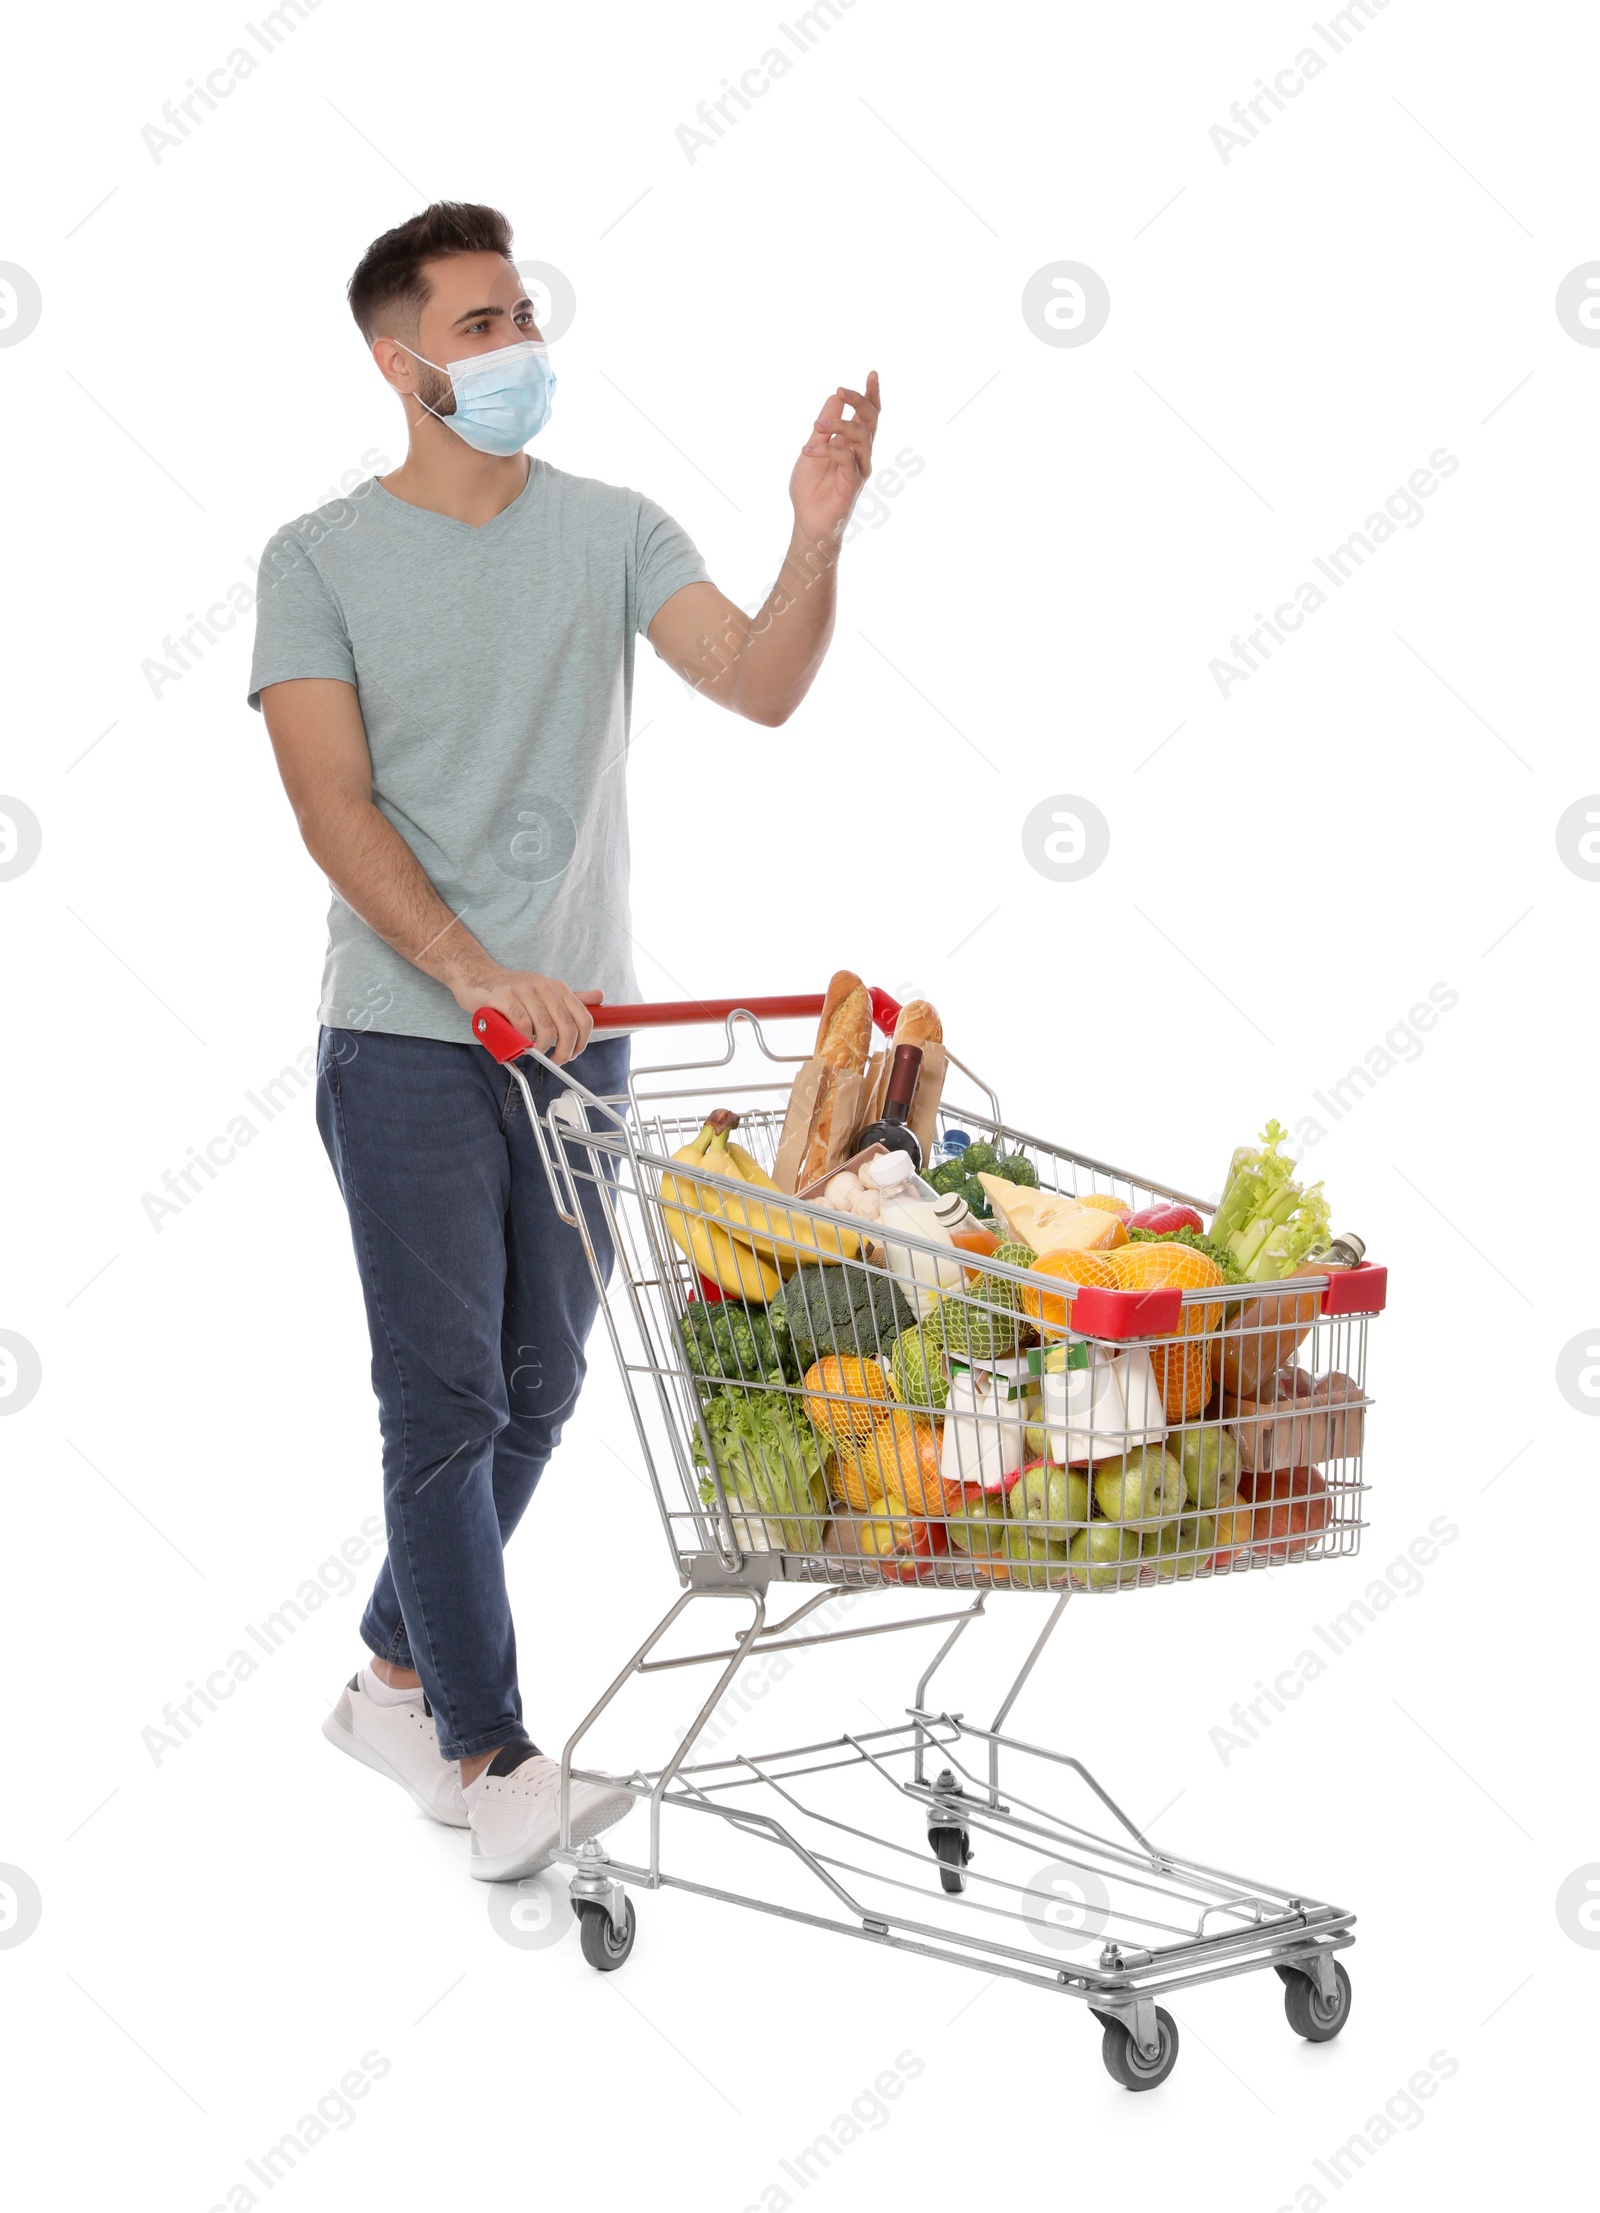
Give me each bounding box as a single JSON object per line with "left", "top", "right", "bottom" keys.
{"left": 472, "top": 988, "right": 903, "bottom": 1065}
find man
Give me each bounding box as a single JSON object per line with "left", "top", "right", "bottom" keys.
{"left": 251, "top": 201, "right": 877, "bottom": 1881}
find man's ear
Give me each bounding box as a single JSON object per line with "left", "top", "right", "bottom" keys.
{"left": 371, "top": 336, "right": 417, "bottom": 395}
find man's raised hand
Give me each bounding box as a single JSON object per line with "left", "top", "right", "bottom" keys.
{"left": 789, "top": 371, "right": 880, "bottom": 545}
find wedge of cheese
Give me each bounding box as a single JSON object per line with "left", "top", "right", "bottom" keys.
{"left": 976, "top": 1176, "right": 1127, "bottom": 1253}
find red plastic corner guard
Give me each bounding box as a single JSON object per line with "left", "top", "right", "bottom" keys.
{"left": 1068, "top": 1285, "right": 1184, "bottom": 1340}
{"left": 868, "top": 986, "right": 902, "bottom": 1036}
{"left": 1322, "top": 1263, "right": 1387, "bottom": 1316}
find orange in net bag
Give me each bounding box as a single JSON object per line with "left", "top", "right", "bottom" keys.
{"left": 1018, "top": 1248, "right": 1120, "bottom": 1337}
{"left": 1106, "top": 1242, "right": 1225, "bottom": 1420}
{"left": 803, "top": 1357, "right": 886, "bottom": 1453}
{"left": 1151, "top": 1339, "right": 1212, "bottom": 1420}
{"left": 854, "top": 1409, "right": 946, "bottom": 1520}
{"left": 1106, "top": 1241, "right": 1226, "bottom": 1333}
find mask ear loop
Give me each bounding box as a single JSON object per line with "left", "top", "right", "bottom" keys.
{"left": 394, "top": 338, "right": 456, "bottom": 429}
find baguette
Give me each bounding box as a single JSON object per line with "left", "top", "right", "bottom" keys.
{"left": 891, "top": 997, "right": 942, "bottom": 1049}
{"left": 817, "top": 982, "right": 872, "bottom": 1073}
{"left": 793, "top": 971, "right": 873, "bottom": 1188}
{"left": 814, "top": 970, "right": 863, "bottom": 1057}
{"left": 798, "top": 1066, "right": 848, "bottom": 1190}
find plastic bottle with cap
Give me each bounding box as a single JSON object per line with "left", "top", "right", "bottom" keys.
{"left": 1320, "top": 1233, "right": 1366, "bottom": 1270}
{"left": 868, "top": 1151, "right": 967, "bottom": 1317}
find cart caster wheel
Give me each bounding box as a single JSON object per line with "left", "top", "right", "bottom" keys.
{"left": 1101, "top": 2008, "right": 1179, "bottom": 2091}
{"left": 574, "top": 1896, "right": 636, "bottom": 1972}
{"left": 1282, "top": 1959, "right": 1351, "bottom": 2042}
{"left": 929, "top": 1826, "right": 971, "bottom": 1895}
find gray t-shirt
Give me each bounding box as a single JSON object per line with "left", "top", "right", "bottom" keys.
{"left": 248, "top": 460, "right": 708, "bottom": 1044}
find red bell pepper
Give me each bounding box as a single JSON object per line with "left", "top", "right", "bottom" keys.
{"left": 1127, "top": 1203, "right": 1204, "bottom": 1236}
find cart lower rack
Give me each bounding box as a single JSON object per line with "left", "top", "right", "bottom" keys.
{"left": 472, "top": 991, "right": 1382, "bottom": 2087}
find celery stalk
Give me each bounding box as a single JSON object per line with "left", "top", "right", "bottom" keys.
{"left": 1244, "top": 1183, "right": 1332, "bottom": 1281}
{"left": 1227, "top": 1181, "right": 1304, "bottom": 1274}
{"left": 1211, "top": 1121, "right": 1294, "bottom": 1245}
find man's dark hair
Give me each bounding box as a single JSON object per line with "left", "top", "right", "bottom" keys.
{"left": 347, "top": 202, "right": 515, "bottom": 343}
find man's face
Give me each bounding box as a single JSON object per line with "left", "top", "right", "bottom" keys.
{"left": 402, "top": 251, "right": 543, "bottom": 415}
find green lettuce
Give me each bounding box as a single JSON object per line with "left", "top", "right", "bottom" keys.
{"left": 693, "top": 1387, "right": 827, "bottom": 1551}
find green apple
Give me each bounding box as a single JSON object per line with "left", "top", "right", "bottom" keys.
{"left": 1142, "top": 1513, "right": 1219, "bottom": 1582}
{"left": 1172, "top": 1424, "right": 1238, "bottom": 1512}
{"left": 946, "top": 1491, "right": 1009, "bottom": 1557}
{"left": 1003, "top": 1522, "right": 1068, "bottom": 1589}
{"left": 1093, "top": 1445, "right": 1186, "bottom": 1528}
{"left": 1006, "top": 1459, "right": 1090, "bottom": 1537}
{"left": 1068, "top": 1525, "right": 1143, "bottom": 1591}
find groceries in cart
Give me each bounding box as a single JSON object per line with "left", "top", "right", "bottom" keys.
{"left": 663, "top": 974, "right": 1381, "bottom": 1588}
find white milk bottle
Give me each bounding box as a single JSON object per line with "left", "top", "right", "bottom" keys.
{"left": 868, "top": 1151, "right": 966, "bottom": 1319}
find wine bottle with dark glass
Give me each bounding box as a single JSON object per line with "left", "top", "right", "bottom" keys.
{"left": 853, "top": 1043, "right": 924, "bottom": 1168}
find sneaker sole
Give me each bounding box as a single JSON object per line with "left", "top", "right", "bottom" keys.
{"left": 468, "top": 1785, "right": 634, "bottom": 1883}
{"left": 321, "top": 1704, "right": 471, "bottom": 1830}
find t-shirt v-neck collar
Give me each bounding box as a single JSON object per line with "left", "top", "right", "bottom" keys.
{"left": 369, "top": 458, "right": 539, "bottom": 538}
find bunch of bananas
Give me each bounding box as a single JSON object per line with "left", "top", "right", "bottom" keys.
{"left": 659, "top": 1112, "right": 863, "bottom": 1302}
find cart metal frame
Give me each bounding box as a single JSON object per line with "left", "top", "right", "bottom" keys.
{"left": 472, "top": 993, "right": 1372, "bottom": 2085}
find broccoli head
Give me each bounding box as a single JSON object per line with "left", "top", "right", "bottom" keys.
{"left": 961, "top": 1140, "right": 1000, "bottom": 1173}
{"left": 778, "top": 1259, "right": 915, "bottom": 1371}
{"left": 680, "top": 1300, "right": 797, "bottom": 1392}
{"left": 992, "top": 1154, "right": 1039, "bottom": 1188}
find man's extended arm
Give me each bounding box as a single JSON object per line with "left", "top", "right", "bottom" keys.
{"left": 259, "top": 676, "right": 599, "bottom": 1061}
{"left": 647, "top": 374, "right": 879, "bottom": 724}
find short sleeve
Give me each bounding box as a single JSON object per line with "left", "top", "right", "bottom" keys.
{"left": 247, "top": 524, "right": 358, "bottom": 710}
{"left": 631, "top": 493, "right": 710, "bottom": 635}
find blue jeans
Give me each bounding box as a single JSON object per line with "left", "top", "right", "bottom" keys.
{"left": 315, "top": 1026, "right": 629, "bottom": 1761}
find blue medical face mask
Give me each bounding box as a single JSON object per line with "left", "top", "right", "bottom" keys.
{"left": 406, "top": 337, "right": 556, "bottom": 455}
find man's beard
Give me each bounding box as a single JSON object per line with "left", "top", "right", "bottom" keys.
{"left": 414, "top": 361, "right": 456, "bottom": 418}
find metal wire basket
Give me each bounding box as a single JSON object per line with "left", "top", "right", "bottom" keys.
{"left": 476, "top": 994, "right": 1383, "bottom": 1596}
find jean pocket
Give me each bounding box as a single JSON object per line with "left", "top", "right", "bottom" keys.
{"left": 320, "top": 1027, "right": 357, "bottom": 1091}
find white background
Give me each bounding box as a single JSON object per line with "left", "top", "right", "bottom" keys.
{"left": 1, "top": 0, "right": 1593, "bottom": 2205}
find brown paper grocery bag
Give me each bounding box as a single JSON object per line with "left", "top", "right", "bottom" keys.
{"left": 772, "top": 1062, "right": 871, "bottom": 1193}
{"left": 856, "top": 1049, "right": 886, "bottom": 1128}
{"left": 909, "top": 1041, "right": 947, "bottom": 1162}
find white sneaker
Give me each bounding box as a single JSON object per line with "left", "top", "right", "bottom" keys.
{"left": 466, "top": 1745, "right": 633, "bottom": 1882}
{"left": 322, "top": 1672, "right": 470, "bottom": 1829}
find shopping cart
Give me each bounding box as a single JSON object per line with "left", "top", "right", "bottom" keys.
{"left": 473, "top": 988, "right": 1386, "bottom": 2089}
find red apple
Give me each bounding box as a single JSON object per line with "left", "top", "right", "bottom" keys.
{"left": 1236, "top": 1465, "right": 1329, "bottom": 1562}
{"left": 874, "top": 1509, "right": 951, "bottom": 1585}
{"left": 1207, "top": 1504, "right": 1255, "bottom": 1570}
